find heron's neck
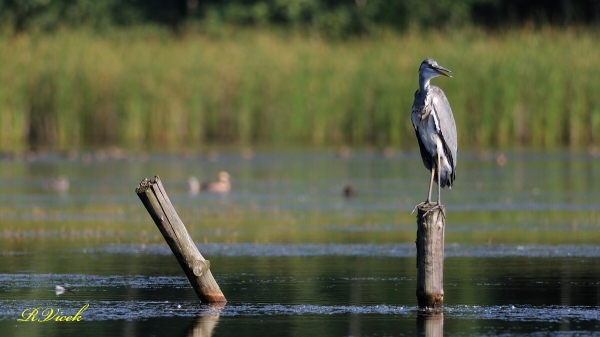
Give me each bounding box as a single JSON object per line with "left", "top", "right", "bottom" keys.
{"left": 419, "top": 76, "right": 431, "bottom": 91}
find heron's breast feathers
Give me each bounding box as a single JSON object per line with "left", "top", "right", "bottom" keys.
{"left": 411, "top": 91, "right": 439, "bottom": 132}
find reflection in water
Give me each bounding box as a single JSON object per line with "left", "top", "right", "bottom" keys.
{"left": 188, "top": 315, "right": 220, "bottom": 337}
{"left": 417, "top": 312, "right": 443, "bottom": 337}
{"left": 186, "top": 304, "right": 224, "bottom": 337}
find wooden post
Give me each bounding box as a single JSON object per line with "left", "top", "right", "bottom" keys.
{"left": 415, "top": 204, "right": 445, "bottom": 309}
{"left": 136, "top": 176, "right": 226, "bottom": 303}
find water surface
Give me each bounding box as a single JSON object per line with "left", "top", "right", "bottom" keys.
{"left": 1, "top": 150, "right": 599, "bottom": 336}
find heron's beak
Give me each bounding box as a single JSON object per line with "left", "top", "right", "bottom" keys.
{"left": 433, "top": 65, "right": 453, "bottom": 78}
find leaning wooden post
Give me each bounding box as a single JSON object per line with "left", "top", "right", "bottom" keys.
{"left": 136, "top": 175, "right": 226, "bottom": 303}
{"left": 415, "top": 204, "right": 445, "bottom": 309}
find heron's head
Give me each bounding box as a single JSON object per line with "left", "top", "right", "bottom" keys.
{"left": 419, "top": 58, "right": 452, "bottom": 82}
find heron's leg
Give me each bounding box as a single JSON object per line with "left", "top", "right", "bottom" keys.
{"left": 437, "top": 151, "right": 442, "bottom": 205}
{"left": 420, "top": 152, "right": 446, "bottom": 218}
{"left": 427, "top": 166, "right": 435, "bottom": 204}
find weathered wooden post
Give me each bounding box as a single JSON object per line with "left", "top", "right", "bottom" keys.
{"left": 136, "top": 175, "right": 226, "bottom": 303}
{"left": 415, "top": 204, "right": 445, "bottom": 309}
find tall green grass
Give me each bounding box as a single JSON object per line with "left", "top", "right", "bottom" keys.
{"left": 1, "top": 27, "right": 599, "bottom": 152}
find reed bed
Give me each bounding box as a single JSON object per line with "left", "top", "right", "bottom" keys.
{"left": 0, "top": 27, "right": 599, "bottom": 153}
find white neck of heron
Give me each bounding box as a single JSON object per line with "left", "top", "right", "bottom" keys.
{"left": 419, "top": 75, "right": 431, "bottom": 91}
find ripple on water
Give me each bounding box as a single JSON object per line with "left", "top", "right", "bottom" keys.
{"left": 1, "top": 299, "right": 599, "bottom": 322}
{"left": 87, "top": 243, "right": 600, "bottom": 258}
{"left": 0, "top": 273, "right": 190, "bottom": 290}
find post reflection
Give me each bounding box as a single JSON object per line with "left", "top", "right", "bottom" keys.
{"left": 417, "top": 311, "right": 443, "bottom": 337}
{"left": 185, "top": 303, "right": 225, "bottom": 337}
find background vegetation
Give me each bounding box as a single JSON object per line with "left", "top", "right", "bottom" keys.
{"left": 0, "top": 0, "right": 599, "bottom": 153}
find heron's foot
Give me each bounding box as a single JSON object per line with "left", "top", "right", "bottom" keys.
{"left": 412, "top": 201, "right": 445, "bottom": 219}
{"left": 411, "top": 201, "right": 430, "bottom": 214}
{"left": 423, "top": 203, "right": 446, "bottom": 219}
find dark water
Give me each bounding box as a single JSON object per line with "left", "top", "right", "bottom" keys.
{"left": 1, "top": 150, "right": 600, "bottom": 336}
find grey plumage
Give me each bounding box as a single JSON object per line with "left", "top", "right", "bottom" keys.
{"left": 411, "top": 58, "right": 457, "bottom": 205}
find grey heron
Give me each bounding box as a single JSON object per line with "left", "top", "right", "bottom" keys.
{"left": 411, "top": 58, "right": 457, "bottom": 207}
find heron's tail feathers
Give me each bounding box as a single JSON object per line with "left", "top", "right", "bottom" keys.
{"left": 434, "top": 169, "right": 455, "bottom": 189}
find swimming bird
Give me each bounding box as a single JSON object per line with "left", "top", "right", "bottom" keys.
{"left": 188, "top": 176, "right": 200, "bottom": 195}
{"left": 44, "top": 176, "right": 69, "bottom": 193}
{"left": 201, "top": 171, "right": 231, "bottom": 193}
{"left": 411, "top": 58, "right": 457, "bottom": 207}
{"left": 55, "top": 285, "right": 76, "bottom": 295}
{"left": 343, "top": 185, "right": 356, "bottom": 199}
